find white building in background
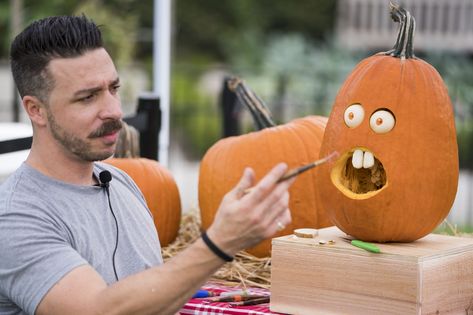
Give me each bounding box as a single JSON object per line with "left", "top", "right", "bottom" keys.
{"left": 336, "top": 0, "right": 473, "bottom": 53}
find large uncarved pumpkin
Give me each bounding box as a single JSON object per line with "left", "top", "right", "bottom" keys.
{"left": 199, "top": 114, "right": 331, "bottom": 257}
{"left": 104, "top": 158, "right": 181, "bottom": 247}
{"left": 316, "top": 3, "right": 459, "bottom": 242}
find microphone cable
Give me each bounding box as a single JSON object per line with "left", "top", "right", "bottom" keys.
{"left": 99, "top": 171, "right": 119, "bottom": 282}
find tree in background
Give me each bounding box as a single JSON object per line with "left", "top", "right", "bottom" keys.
{"left": 171, "top": 0, "right": 338, "bottom": 159}
{"left": 173, "top": 0, "right": 336, "bottom": 63}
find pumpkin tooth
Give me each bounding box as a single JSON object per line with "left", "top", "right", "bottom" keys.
{"left": 363, "top": 151, "right": 375, "bottom": 168}
{"left": 352, "top": 149, "right": 363, "bottom": 169}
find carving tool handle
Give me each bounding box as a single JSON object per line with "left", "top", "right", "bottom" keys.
{"left": 243, "top": 151, "right": 338, "bottom": 195}
{"left": 351, "top": 240, "right": 381, "bottom": 253}
{"left": 341, "top": 237, "right": 381, "bottom": 253}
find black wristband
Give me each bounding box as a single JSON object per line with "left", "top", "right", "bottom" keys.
{"left": 201, "top": 231, "right": 234, "bottom": 262}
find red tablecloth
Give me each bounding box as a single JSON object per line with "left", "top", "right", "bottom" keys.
{"left": 179, "top": 283, "right": 287, "bottom": 315}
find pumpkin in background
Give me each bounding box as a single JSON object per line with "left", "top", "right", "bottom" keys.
{"left": 199, "top": 79, "right": 332, "bottom": 257}
{"left": 105, "top": 158, "right": 181, "bottom": 247}
{"left": 316, "top": 3, "right": 459, "bottom": 242}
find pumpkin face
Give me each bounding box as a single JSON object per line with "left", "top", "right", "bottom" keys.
{"left": 316, "top": 5, "right": 459, "bottom": 242}
{"left": 104, "top": 158, "right": 181, "bottom": 247}
{"left": 199, "top": 116, "right": 332, "bottom": 257}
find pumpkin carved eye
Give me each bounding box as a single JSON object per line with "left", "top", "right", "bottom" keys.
{"left": 370, "top": 109, "right": 395, "bottom": 134}
{"left": 344, "top": 104, "right": 364, "bottom": 128}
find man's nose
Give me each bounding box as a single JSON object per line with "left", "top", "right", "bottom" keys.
{"left": 100, "top": 91, "right": 123, "bottom": 120}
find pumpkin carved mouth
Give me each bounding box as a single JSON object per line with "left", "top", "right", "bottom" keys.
{"left": 330, "top": 148, "right": 387, "bottom": 199}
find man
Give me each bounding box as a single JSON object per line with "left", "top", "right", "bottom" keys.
{"left": 0, "top": 15, "right": 294, "bottom": 315}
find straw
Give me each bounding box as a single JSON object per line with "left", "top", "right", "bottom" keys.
{"left": 162, "top": 210, "right": 272, "bottom": 289}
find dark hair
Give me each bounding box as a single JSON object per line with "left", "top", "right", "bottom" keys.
{"left": 10, "top": 15, "right": 103, "bottom": 102}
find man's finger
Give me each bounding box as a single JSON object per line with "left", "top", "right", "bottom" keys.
{"left": 257, "top": 175, "right": 295, "bottom": 214}
{"left": 247, "top": 163, "right": 288, "bottom": 201}
{"left": 231, "top": 167, "right": 255, "bottom": 199}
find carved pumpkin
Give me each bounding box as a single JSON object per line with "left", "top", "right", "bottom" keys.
{"left": 105, "top": 158, "right": 181, "bottom": 247}
{"left": 316, "top": 3, "right": 459, "bottom": 242}
{"left": 199, "top": 80, "right": 332, "bottom": 257}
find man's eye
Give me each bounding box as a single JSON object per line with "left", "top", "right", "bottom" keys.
{"left": 80, "top": 94, "right": 96, "bottom": 102}
{"left": 111, "top": 85, "right": 121, "bottom": 93}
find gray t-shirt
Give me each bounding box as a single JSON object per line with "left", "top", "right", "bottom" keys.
{"left": 0, "top": 162, "right": 163, "bottom": 315}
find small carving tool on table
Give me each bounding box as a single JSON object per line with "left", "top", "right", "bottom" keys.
{"left": 206, "top": 294, "right": 269, "bottom": 303}
{"left": 229, "top": 295, "right": 270, "bottom": 306}
{"left": 243, "top": 151, "right": 339, "bottom": 195}
{"left": 340, "top": 237, "right": 381, "bottom": 253}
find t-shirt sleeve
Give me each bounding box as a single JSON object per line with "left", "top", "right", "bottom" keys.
{"left": 0, "top": 204, "right": 88, "bottom": 315}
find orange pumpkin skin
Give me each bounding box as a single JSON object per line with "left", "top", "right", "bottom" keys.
{"left": 316, "top": 54, "right": 459, "bottom": 242}
{"left": 199, "top": 116, "right": 332, "bottom": 257}
{"left": 104, "top": 158, "right": 181, "bottom": 247}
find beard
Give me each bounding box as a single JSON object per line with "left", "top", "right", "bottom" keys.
{"left": 47, "top": 110, "right": 123, "bottom": 162}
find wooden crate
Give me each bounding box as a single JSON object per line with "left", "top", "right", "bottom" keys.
{"left": 270, "top": 226, "right": 473, "bottom": 315}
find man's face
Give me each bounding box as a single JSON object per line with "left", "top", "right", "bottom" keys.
{"left": 44, "top": 48, "right": 123, "bottom": 161}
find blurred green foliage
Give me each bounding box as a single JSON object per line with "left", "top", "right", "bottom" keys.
{"left": 171, "top": 68, "right": 221, "bottom": 159}
{"left": 171, "top": 0, "right": 337, "bottom": 157}
{"left": 1, "top": 0, "right": 473, "bottom": 168}
{"left": 1, "top": 0, "right": 337, "bottom": 159}
{"left": 426, "top": 53, "right": 473, "bottom": 170}
{"left": 174, "top": 0, "right": 336, "bottom": 62}
{"left": 232, "top": 35, "right": 362, "bottom": 119}
{"left": 457, "top": 123, "right": 473, "bottom": 169}
{"left": 2, "top": 0, "right": 151, "bottom": 114}
{"left": 74, "top": 1, "right": 139, "bottom": 68}
{"left": 1, "top": 0, "right": 143, "bottom": 68}
{"left": 0, "top": 2, "right": 10, "bottom": 53}
{"left": 435, "top": 220, "right": 473, "bottom": 235}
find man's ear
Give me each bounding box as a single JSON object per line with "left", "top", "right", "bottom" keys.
{"left": 23, "top": 96, "right": 48, "bottom": 127}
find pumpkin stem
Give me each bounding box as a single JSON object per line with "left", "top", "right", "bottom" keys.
{"left": 384, "top": 2, "right": 416, "bottom": 60}
{"left": 228, "top": 77, "right": 276, "bottom": 130}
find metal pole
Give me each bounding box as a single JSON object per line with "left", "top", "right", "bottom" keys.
{"left": 153, "top": 0, "right": 171, "bottom": 166}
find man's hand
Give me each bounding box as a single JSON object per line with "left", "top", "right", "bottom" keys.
{"left": 206, "top": 163, "right": 295, "bottom": 256}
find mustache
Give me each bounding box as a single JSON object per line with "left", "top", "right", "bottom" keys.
{"left": 89, "top": 120, "right": 123, "bottom": 138}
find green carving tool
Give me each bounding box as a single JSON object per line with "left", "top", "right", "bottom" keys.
{"left": 341, "top": 237, "right": 381, "bottom": 253}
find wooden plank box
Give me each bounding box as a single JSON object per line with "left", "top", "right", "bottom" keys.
{"left": 270, "top": 226, "right": 473, "bottom": 315}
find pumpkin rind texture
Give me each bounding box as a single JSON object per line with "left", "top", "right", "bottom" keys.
{"left": 199, "top": 115, "right": 332, "bottom": 257}
{"left": 104, "top": 158, "right": 181, "bottom": 247}
{"left": 316, "top": 55, "right": 459, "bottom": 242}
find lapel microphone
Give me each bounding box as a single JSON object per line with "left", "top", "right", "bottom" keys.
{"left": 99, "top": 171, "right": 112, "bottom": 188}
{"left": 98, "top": 170, "right": 119, "bottom": 281}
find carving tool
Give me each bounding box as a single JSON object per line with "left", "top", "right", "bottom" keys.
{"left": 340, "top": 237, "right": 381, "bottom": 253}
{"left": 207, "top": 294, "right": 268, "bottom": 303}
{"left": 229, "top": 295, "right": 270, "bottom": 306}
{"left": 243, "top": 151, "right": 339, "bottom": 195}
